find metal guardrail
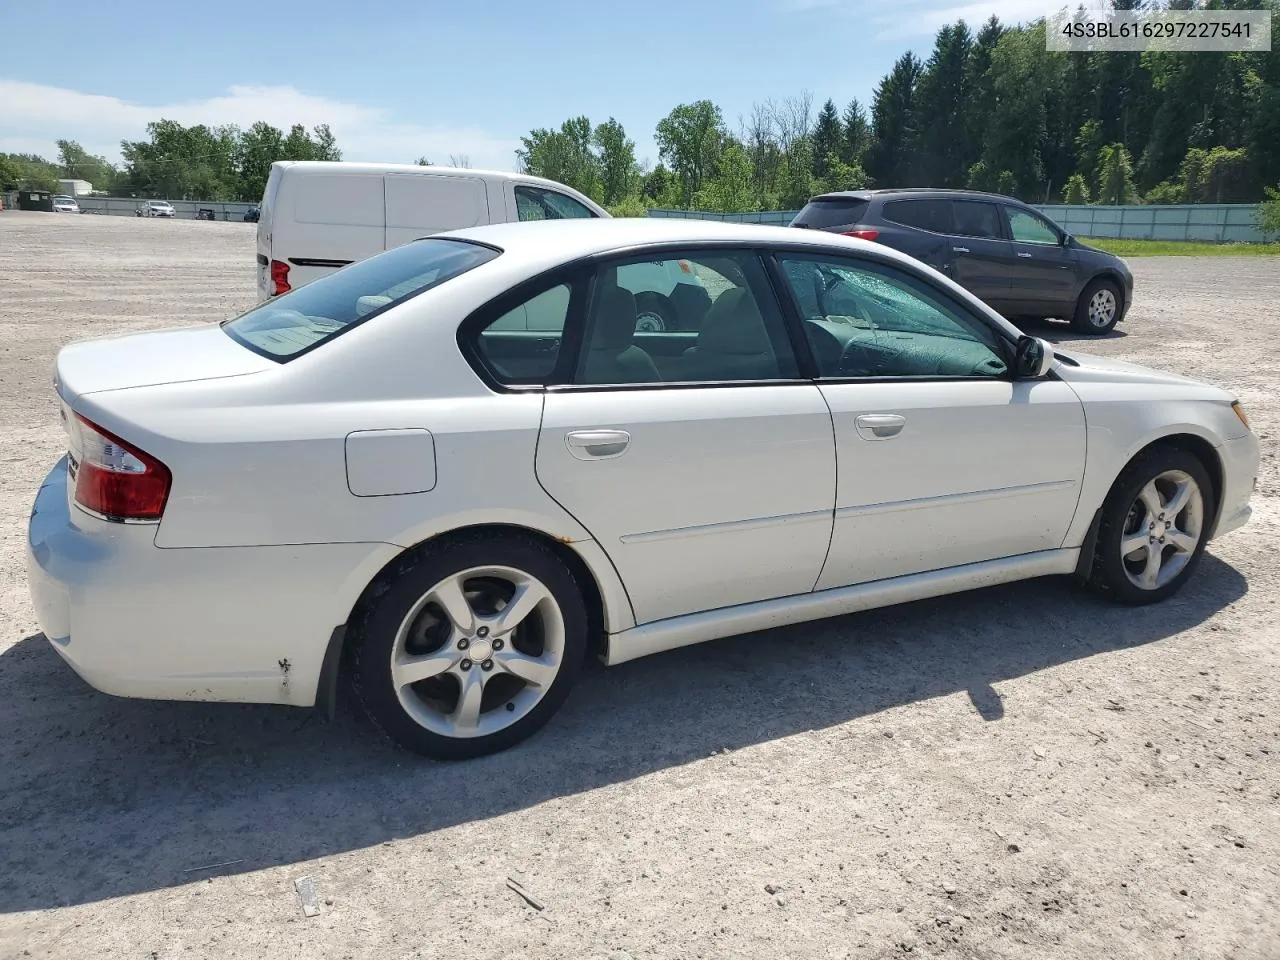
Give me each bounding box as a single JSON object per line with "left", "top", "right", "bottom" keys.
{"left": 4, "top": 192, "right": 1269, "bottom": 241}
{"left": 2, "top": 192, "right": 257, "bottom": 221}
{"left": 647, "top": 203, "right": 1271, "bottom": 243}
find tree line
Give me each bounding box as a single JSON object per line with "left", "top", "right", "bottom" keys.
{"left": 518, "top": 2, "right": 1279, "bottom": 212}
{"left": 0, "top": 120, "right": 340, "bottom": 201}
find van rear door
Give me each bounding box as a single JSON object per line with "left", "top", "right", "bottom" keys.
{"left": 277, "top": 172, "right": 385, "bottom": 294}
{"left": 256, "top": 164, "right": 286, "bottom": 300}
{"left": 383, "top": 173, "right": 488, "bottom": 250}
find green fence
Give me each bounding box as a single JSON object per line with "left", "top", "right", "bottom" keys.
{"left": 648, "top": 203, "right": 1271, "bottom": 243}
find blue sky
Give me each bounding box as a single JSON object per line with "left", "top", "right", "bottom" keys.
{"left": 1, "top": 0, "right": 1050, "bottom": 171}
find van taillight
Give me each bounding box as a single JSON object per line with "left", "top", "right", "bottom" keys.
{"left": 73, "top": 415, "right": 171, "bottom": 522}
{"left": 270, "top": 259, "right": 291, "bottom": 295}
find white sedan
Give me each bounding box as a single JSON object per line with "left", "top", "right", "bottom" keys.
{"left": 27, "top": 219, "right": 1259, "bottom": 759}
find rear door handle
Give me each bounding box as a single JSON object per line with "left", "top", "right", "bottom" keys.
{"left": 1017, "top": 252, "right": 1033, "bottom": 258}
{"left": 854, "top": 414, "right": 906, "bottom": 440}
{"left": 952, "top": 246, "right": 970, "bottom": 254}
{"left": 565, "top": 429, "right": 631, "bottom": 460}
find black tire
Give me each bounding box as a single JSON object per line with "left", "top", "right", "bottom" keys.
{"left": 634, "top": 292, "right": 675, "bottom": 332}
{"left": 1071, "top": 277, "right": 1122, "bottom": 334}
{"left": 351, "top": 532, "right": 588, "bottom": 759}
{"left": 1087, "top": 446, "right": 1215, "bottom": 605}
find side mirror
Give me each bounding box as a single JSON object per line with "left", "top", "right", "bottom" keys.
{"left": 1014, "top": 335, "right": 1056, "bottom": 379}
{"left": 1061, "top": 233, "right": 1074, "bottom": 248}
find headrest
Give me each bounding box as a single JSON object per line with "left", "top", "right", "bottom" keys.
{"left": 590, "top": 283, "right": 639, "bottom": 351}
{"left": 696, "top": 288, "right": 772, "bottom": 356}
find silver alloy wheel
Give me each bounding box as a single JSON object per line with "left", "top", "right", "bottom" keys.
{"left": 390, "top": 565, "right": 565, "bottom": 739}
{"left": 635, "top": 311, "right": 666, "bottom": 333}
{"left": 1119, "top": 469, "right": 1204, "bottom": 590}
{"left": 1088, "top": 287, "right": 1117, "bottom": 328}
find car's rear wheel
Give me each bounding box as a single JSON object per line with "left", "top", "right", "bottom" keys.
{"left": 634, "top": 292, "right": 675, "bottom": 332}
{"left": 352, "top": 533, "right": 588, "bottom": 759}
{"left": 1072, "top": 278, "right": 1122, "bottom": 334}
{"left": 1088, "top": 447, "right": 1214, "bottom": 605}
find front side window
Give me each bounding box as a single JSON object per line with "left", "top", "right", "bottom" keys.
{"left": 576, "top": 252, "right": 798, "bottom": 385}
{"left": 515, "top": 186, "right": 596, "bottom": 221}
{"left": 777, "top": 255, "right": 1008, "bottom": 379}
{"left": 951, "top": 200, "right": 1004, "bottom": 240}
{"left": 1005, "top": 208, "right": 1061, "bottom": 244}
{"left": 224, "top": 238, "right": 498, "bottom": 359}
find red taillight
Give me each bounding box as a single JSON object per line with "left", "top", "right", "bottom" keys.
{"left": 73, "top": 415, "right": 171, "bottom": 522}
{"left": 270, "top": 259, "right": 291, "bottom": 295}
{"left": 842, "top": 229, "right": 880, "bottom": 241}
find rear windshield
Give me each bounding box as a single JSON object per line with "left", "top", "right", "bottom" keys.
{"left": 791, "top": 197, "right": 869, "bottom": 229}
{"left": 224, "top": 238, "right": 499, "bottom": 360}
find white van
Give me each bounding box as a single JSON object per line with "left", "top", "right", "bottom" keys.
{"left": 255, "top": 161, "right": 609, "bottom": 300}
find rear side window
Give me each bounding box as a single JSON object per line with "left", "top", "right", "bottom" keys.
{"left": 515, "top": 186, "right": 597, "bottom": 220}
{"left": 791, "top": 198, "right": 869, "bottom": 229}
{"left": 951, "top": 200, "right": 1004, "bottom": 239}
{"left": 882, "top": 199, "right": 951, "bottom": 233}
{"left": 224, "top": 239, "right": 498, "bottom": 360}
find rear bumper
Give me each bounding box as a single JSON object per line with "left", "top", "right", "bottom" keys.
{"left": 1212, "top": 433, "right": 1260, "bottom": 539}
{"left": 27, "top": 458, "right": 398, "bottom": 706}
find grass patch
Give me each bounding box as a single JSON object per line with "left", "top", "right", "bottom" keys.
{"left": 1080, "top": 237, "right": 1280, "bottom": 257}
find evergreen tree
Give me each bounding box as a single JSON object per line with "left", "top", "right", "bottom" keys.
{"left": 866, "top": 53, "right": 921, "bottom": 187}
{"left": 811, "top": 99, "right": 842, "bottom": 183}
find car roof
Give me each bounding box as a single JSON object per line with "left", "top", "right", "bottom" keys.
{"left": 271, "top": 160, "right": 599, "bottom": 196}
{"left": 809, "top": 188, "right": 1022, "bottom": 204}
{"left": 442, "top": 216, "right": 928, "bottom": 271}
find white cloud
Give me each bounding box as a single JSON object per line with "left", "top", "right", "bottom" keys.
{"left": 0, "top": 80, "right": 521, "bottom": 171}
{"left": 781, "top": 0, "right": 1071, "bottom": 39}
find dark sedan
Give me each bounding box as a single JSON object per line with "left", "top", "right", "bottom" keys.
{"left": 791, "top": 189, "right": 1133, "bottom": 334}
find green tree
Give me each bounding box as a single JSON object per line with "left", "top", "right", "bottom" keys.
{"left": 694, "top": 141, "right": 756, "bottom": 213}
{"left": 121, "top": 119, "right": 240, "bottom": 200}
{"left": 1256, "top": 184, "right": 1280, "bottom": 237}
{"left": 56, "top": 140, "right": 116, "bottom": 192}
{"left": 840, "top": 99, "right": 870, "bottom": 170}
{"left": 911, "top": 22, "right": 974, "bottom": 186}
{"left": 978, "top": 23, "right": 1051, "bottom": 200}
{"left": 1096, "top": 142, "right": 1139, "bottom": 204}
{"left": 655, "top": 100, "right": 728, "bottom": 206}
{"left": 811, "top": 99, "right": 842, "bottom": 183}
{"left": 234, "top": 121, "right": 285, "bottom": 201}
{"left": 1143, "top": 179, "right": 1184, "bottom": 204}
{"left": 1074, "top": 120, "right": 1104, "bottom": 190}
{"left": 1063, "top": 173, "right": 1091, "bottom": 204}
{"left": 516, "top": 116, "right": 602, "bottom": 200}
{"left": 866, "top": 53, "right": 920, "bottom": 186}
{"left": 592, "top": 118, "right": 638, "bottom": 206}
{"left": 0, "top": 153, "right": 59, "bottom": 191}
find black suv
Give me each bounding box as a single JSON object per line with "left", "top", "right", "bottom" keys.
{"left": 791, "top": 189, "right": 1133, "bottom": 334}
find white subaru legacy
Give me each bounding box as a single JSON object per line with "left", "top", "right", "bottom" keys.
{"left": 27, "top": 219, "right": 1259, "bottom": 759}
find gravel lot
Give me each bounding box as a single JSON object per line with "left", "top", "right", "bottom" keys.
{"left": 1, "top": 212, "right": 1277, "bottom": 960}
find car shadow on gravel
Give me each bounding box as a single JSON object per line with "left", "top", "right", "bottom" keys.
{"left": 0, "top": 555, "right": 1246, "bottom": 912}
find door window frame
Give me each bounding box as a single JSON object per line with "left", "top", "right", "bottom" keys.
{"left": 762, "top": 249, "right": 1022, "bottom": 384}
{"left": 553, "top": 245, "right": 812, "bottom": 393}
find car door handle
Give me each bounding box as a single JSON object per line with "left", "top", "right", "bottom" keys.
{"left": 854, "top": 414, "right": 906, "bottom": 440}
{"left": 565, "top": 429, "right": 631, "bottom": 460}
{"left": 952, "top": 246, "right": 970, "bottom": 254}
{"left": 1017, "top": 252, "right": 1033, "bottom": 258}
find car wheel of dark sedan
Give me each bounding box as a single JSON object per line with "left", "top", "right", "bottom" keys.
{"left": 1072, "top": 278, "right": 1122, "bottom": 334}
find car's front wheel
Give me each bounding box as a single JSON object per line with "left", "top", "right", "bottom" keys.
{"left": 352, "top": 533, "right": 588, "bottom": 759}
{"left": 1088, "top": 446, "right": 1214, "bottom": 605}
{"left": 1072, "top": 278, "right": 1122, "bottom": 334}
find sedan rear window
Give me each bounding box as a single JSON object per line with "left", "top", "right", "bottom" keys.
{"left": 791, "top": 197, "right": 869, "bottom": 229}
{"left": 224, "top": 239, "right": 499, "bottom": 360}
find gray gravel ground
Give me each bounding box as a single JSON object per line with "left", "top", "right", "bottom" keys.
{"left": 0, "top": 212, "right": 1277, "bottom": 960}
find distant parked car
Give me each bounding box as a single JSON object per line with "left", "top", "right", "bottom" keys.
{"left": 791, "top": 188, "right": 1133, "bottom": 334}
{"left": 135, "top": 200, "right": 175, "bottom": 218}
{"left": 243, "top": 205, "right": 260, "bottom": 223}
{"left": 52, "top": 196, "right": 80, "bottom": 214}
